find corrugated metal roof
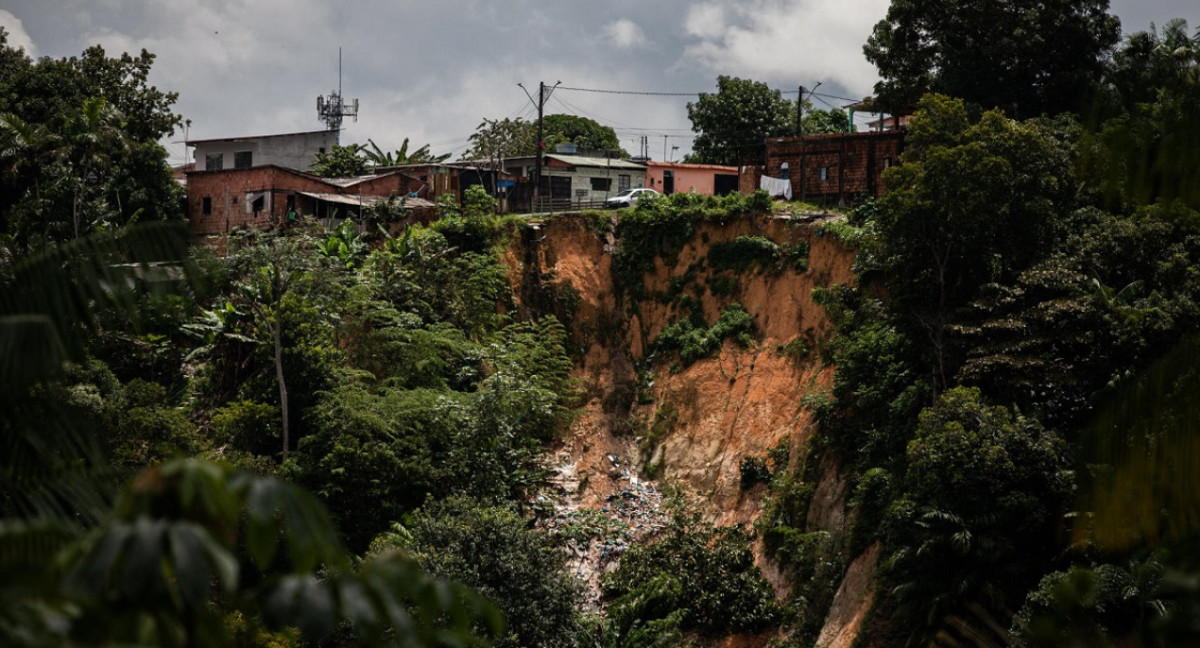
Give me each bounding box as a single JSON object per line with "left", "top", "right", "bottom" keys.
{"left": 324, "top": 175, "right": 379, "bottom": 187}
{"left": 546, "top": 154, "right": 646, "bottom": 170}
{"left": 298, "top": 192, "right": 435, "bottom": 209}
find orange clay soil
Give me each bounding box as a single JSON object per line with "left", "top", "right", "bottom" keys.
{"left": 505, "top": 211, "right": 878, "bottom": 645}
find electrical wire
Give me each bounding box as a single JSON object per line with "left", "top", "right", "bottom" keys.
{"left": 557, "top": 86, "right": 701, "bottom": 97}
{"left": 557, "top": 84, "right": 863, "bottom": 104}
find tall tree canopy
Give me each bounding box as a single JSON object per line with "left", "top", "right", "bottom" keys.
{"left": 870, "top": 94, "right": 1075, "bottom": 390}
{"left": 541, "top": 114, "right": 625, "bottom": 154}
{"left": 803, "top": 107, "right": 851, "bottom": 135}
{"left": 0, "top": 29, "right": 184, "bottom": 257}
{"left": 464, "top": 117, "right": 537, "bottom": 162}
{"left": 1082, "top": 18, "right": 1200, "bottom": 209}
{"left": 863, "top": 0, "right": 1121, "bottom": 118}
{"left": 686, "top": 76, "right": 794, "bottom": 166}
{"left": 463, "top": 114, "right": 624, "bottom": 161}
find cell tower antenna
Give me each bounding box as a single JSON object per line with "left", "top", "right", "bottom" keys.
{"left": 316, "top": 47, "right": 358, "bottom": 132}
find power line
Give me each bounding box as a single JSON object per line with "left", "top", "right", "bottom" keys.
{"left": 812, "top": 91, "right": 861, "bottom": 103}
{"left": 557, "top": 84, "right": 863, "bottom": 104}
{"left": 558, "top": 86, "right": 701, "bottom": 97}
{"left": 812, "top": 94, "right": 841, "bottom": 111}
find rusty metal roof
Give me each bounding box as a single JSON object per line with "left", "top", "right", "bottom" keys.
{"left": 298, "top": 191, "right": 435, "bottom": 209}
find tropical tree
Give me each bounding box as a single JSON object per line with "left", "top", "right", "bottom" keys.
{"left": 0, "top": 221, "right": 500, "bottom": 648}
{"left": 541, "top": 114, "right": 625, "bottom": 154}
{"left": 1081, "top": 19, "right": 1200, "bottom": 209}
{"left": 309, "top": 143, "right": 369, "bottom": 177}
{"left": 377, "top": 497, "right": 583, "bottom": 648}
{"left": 463, "top": 117, "right": 537, "bottom": 163}
{"left": 869, "top": 94, "right": 1074, "bottom": 390}
{"left": 802, "top": 107, "right": 851, "bottom": 135}
{"left": 886, "top": 386, "right": 1070, "bottom": 646}
{"left": 222, "top": 229, "right": 343, "bottom": 461}
{"left": 863, "top": 0, "right": 1120, "bottom": 118}
{"left": 0, "top": 30, "right": 183, "bottom": 255}
{"left": 463, "top": 114, "right": 627, "bottom": 162}
{"left": 364, "top": 137, "right": 451, "bottom": 166}
{"left": 600, "top": 511, "right": 779, "bottom": 645}
{"left": 686, "top": 75, "right": 794, "bottom": 165}
{"left": 62, "top": 97, "right": 130, "bottom": 238}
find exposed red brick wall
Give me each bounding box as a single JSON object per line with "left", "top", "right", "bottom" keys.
{"left": 739, "top": 165, "right": 764, "bottom": 195}
{"left": 765, "top": 131, "right": 905, "bottom": 205}
{"left": 349, "top": 172, "right": 421, "bottom": 196}
{"left": 186, "top": 167, "right": 423, "bottom": 237}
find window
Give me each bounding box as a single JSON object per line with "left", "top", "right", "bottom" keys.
{"left": 248, "top": 191, "right": 266, "bottom": 214}
{"left": 618, "top": 174, "right": 630, "bottom": 191}
{"left": 205, "top": 153, "right": 223, "bottom": 171}
{"left": 591, "top": 177, "right": 612, "bottom": 192}
{"left": 234, "top": 151, "right": 253, "bottom": 169}
{"left": 202, "top": 197, "right": 212, "bottom": 214}
{"left": 819, "top": 166, "right": 829, "bottom": 182}
{"left": 882, "top": 157, "right": 892, "bottom": 169}
{"left": 538, "top": 175, "right": 572, "bottom": 198}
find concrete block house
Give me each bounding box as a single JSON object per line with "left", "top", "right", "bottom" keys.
{"left": 188, "top": 129, "right": 339, "bottom": 173}
{"left": 643, "top": 161, "right": 739, "bottom": 196}
{"left": 495, "top": 152, "right": 647, "bottom": 211}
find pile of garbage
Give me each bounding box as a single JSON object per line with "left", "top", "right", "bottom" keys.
{"left": 539, "top": 452, "right": 669, "bottom": 612}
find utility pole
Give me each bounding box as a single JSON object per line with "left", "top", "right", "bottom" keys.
{"left": 535, "top": 82, "right": 546, "bottom": 210}
{"left": 796, "top": 85, "right": 805, "bottom": 136}
{"left": 796, "top": 82, "right": 822, "bottom": 137}
{"left": 521, "top": 81, "right": 560, "bottom": 212}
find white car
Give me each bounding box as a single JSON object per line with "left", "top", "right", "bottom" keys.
{"left": 605, "top": 188, "right": 660, "bottom": 208}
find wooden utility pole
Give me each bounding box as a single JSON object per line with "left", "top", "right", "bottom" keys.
{"left": 796, "top": 85, "right": 805, "bottom": 136}
{"left": 534, "top": 82, "right": 546, "bottom": 210}
{"left": 523, "top": 80, "right": 560, "bottom": 212}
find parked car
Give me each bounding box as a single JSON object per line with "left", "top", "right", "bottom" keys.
{"left": 605, "top": 188, "right": 660, "bottom": 208}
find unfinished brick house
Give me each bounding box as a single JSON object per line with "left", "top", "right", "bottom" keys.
{"left": 762, "top": 130, "right": 906, "bottom": 206}
{"left": 186, "top": 165, "right": 430, "bottom": 239}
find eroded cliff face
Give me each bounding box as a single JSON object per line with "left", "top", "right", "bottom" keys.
{"left": 508, "top": 211, "right": 873, "bottom": 643}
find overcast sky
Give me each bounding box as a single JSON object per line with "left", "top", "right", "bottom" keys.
{"left": 2, "top": 0, "right": 1197, "bottom": 165}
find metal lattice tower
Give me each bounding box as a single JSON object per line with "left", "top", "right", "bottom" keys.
{"left": 317, "top": 48, "right": 358, "bottom": 132}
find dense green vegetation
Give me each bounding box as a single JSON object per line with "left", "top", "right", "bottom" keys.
{"left": 372, "top": 497, "right": 583, "bottom": 648}
{"left": 0, "top": 29, "right": 183, "bottom": 256}
{"left": 463, "top": 113, "right": 629, "bottom": 161}
{"left": 6, "top": 5, "right": 1200, "bottom": 647}
{"left": 746, "top": 13, "right": 1200, "bottom": 647}
{"left": 864, "top": 0, "right": 1120, "bottom": 118}
{"left": 0, "top": 38, "right": 571, "bottom": 641}
{"left": 610, "top": 190, "right": 773, "bottom": 295}
{"left": 600, "top": 512, "right": 780, "bottom": 646}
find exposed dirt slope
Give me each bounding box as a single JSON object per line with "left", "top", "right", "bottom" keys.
{"left": 508, "top": 211, "right": 874, "bottom": 644}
